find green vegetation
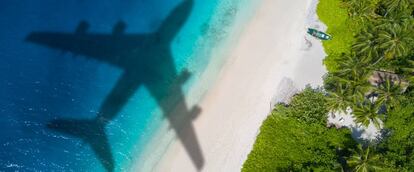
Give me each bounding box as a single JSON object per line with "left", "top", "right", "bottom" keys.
{"left": 243, "top": 0, "right": 414, "bottom": 171}
{"left": 379, "top": 102, "right": 414, "bottom": 170}
{"left": 283, "top": 87, "right": 328, "bottom": 125}
{"left": 317, "top": 0, "right": 358, "bottom": 72}
{"left": 352, "top": 100, "right": 382, "bottom": 128}
{"left": 346, "top": 144, "right": 383, "bottom": 172}
{"left": 243, "top": 88, "right": 355, "bottom": 171}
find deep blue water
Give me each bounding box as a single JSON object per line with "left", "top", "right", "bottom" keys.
{"left": 0, "top": 0, "right": 243, "bottom": 171}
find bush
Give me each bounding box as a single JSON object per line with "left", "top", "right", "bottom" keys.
{"left": 242, "top": 88, "right": 355, "bottom": 172}
{"left": 379, "top": 102, "right": 414, "bottom": 170}
{"left": 284, "top": 87, "right": 328, "bottom": 125}
{"left": 242, "top": 111, "right": 354, "bottom": 171}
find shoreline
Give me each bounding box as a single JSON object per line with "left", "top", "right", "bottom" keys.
{"left": 128, "top": 1, "right": 262, "bottom": 171}
{"left": 134, "top": 0, "right": 327, "bottom": 171}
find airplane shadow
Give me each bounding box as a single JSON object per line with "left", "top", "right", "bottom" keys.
{"left": 25, "top": 0, "right": 204, "bottom": 171}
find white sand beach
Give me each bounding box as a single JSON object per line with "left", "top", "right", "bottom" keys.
{"left": 135, "top": 0, "right": 327, "bottom": 171}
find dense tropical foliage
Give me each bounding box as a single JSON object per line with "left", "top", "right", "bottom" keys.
{"left": 378, "top": 102, "right": 414, "bottom": 170}
{"left": 346, "top": 145, "right": 383, "bottom": 172}
{"left": 244, "top": 0, "right": 414, "bottom": 171}
{"left": 242, "top": 88, "right": 355, "bottom": 171}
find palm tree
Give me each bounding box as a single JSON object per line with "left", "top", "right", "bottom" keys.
{"left": 343, "top": 0, "right": 377, "bottom": 23}
{"left": 347, "top": 144, "right": 383, "bottom": 172}
{"left": 402, "top": 59, "right": 414, "bottom": 83}
{"left": 375, "top": 9, "right": 411, "bottom": 27}
{"left": 326, "top": 83, "right": 352, "bottom": 114}
{"left": 335, "top": 53, "right": 372, "bottom": 81}
{"left": 352, "top": 99, "right": 382, "bottom": 128}
{"left": 383, "top": 0, "right": 411, "bottom": 15}
{"left": 334, "top": 54, "right": 372, "bottom": 96}
{"left": 336, "top": 77, "right": 372, "bottom": 99}
{"left": 377, "top": 23, "right": 413, "bottom": 60}
{"left": 352, "top": 26, "right": 380, "bottom": 60}
{"left": 374, "top": 74, "right": 403, "bottom": 110}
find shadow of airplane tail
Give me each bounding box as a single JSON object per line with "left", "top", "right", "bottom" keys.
{"left": 47, "top": 118, "right": 114, "bottom": 172}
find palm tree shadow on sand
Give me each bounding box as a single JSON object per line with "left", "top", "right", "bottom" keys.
{"left": 25, "top": 0, "right": 204, "bottom": 171}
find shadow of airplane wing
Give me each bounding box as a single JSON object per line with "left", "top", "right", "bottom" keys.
{"left": 26, "top": 29, "right": 150, "bottom": 69}
{"left": 145, "top": 68, "right": 204, "bottom": 170}
{"left": 157, "top": 0, "right": 194, "bottom": 42}
{"left": 174, "top": 108, "right": 204, "bottom": 170}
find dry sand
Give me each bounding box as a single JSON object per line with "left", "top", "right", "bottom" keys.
{"left": 135, "top": 0, "right": 328, "bottom": 171}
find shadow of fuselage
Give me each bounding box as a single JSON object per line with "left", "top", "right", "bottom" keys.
{"left": 25, "top": 0, "right": 204, "bottom": 171}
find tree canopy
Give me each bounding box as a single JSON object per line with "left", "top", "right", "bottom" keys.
{"left": 242, "top": 88, "right": 354, "bottom": 172}
{"left": 243, "top": 0, "right": 414, "bottom": 171}
{"left": 379, "top": 102, "right": 414, "bottom": 170}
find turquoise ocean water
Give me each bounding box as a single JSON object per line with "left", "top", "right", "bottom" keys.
{"left": 0, "top": 0, "right": 257, "bottom": 171}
